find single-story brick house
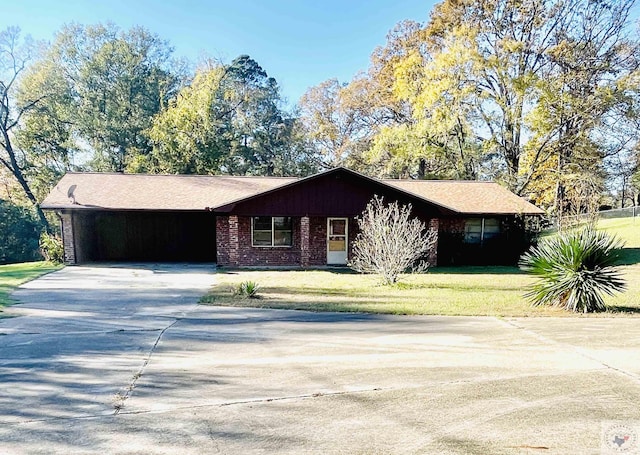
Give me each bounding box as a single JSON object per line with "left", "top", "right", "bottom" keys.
{"left": 41, "top": 167, "right": 544, "bottom": 267}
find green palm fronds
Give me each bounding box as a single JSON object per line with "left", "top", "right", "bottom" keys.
{"left": 519, "top": 228, "right": 626, "bottom": 313}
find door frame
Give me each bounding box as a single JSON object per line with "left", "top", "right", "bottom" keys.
{"left": 326, "top": 217, "right": 348, "bottom": 265}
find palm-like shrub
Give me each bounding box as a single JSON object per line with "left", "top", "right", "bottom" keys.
{"left": 519, "top": 228, "right": 626, "bottom": 313}
{"left": 234, "top": 281, "right": 261, "bottom": 299}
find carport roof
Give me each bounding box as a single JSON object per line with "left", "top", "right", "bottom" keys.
{"left": 41, "top": 169, "right": 544, "bottom": 215}
{"left": 41, "top": 173, "right": 297, "bottom": 211}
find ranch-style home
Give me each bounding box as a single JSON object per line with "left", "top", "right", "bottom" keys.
{"left": 41, "top": 167, "right": 544, "bottom": 267}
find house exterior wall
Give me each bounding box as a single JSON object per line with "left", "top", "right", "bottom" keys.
{"left": 427, "top": 219, "right": 439, "bottom": 267}
{"left": 437, "top": 216, "right": 530, "bottom": 265}
{"left": 48, "top": 168, "right": 538, "bottom": 267}
{"left": 217, "top": 215, "right": 304, "bottom": 267}
{"left": 216, "top": 215, "right": 438, "bottom": 268}
{"left": 439, "top": 218, "right": 466, "bottom": 233}
{"left": 217, "top": 215, "right": 359, "bottom": 267}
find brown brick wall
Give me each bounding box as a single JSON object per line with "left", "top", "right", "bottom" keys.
{"left": 427, "top": 218, "right": 439, "bottom": 267}
{"left": 217, "top": 215, "right": 305, "bottom": 267}
{"left": 300, "top": 216, "right": 310, "bottom": 267}
{"left": 228, "top": 215, "right": 239, "bottom": 265}
{"left": 348, "top": 217, "right": 359, "bottom": 262}
{"left": 439, "top": 218, "right": 466, "bottom": 233}
{"left": 59, "top": 212, "right": 76, "bottom": 264}
{"left": 216, "top": 216, "right": 231, "bottom": 265}
{"left": 236, "top": 216, "right": 302, "bottom": 266}
{"left": 308, "top": 217, "right": 327, "bottom": 265}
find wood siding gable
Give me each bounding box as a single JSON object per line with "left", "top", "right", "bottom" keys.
{"left": 212, "top": 168, "right": 454, "bottom": 218}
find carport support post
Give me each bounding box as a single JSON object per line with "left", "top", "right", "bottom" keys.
{"left": 300, "top": 216, "right": 310, "bottom": 268}
{"left": 228, "top": 215, "right": 239, "bottom": 266}
{"left": 59, "top": 211, "right": 77, "bottom": 264}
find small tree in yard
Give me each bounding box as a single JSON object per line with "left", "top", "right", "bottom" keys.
{"left": 349, "top": 196, "right": 437, "bottom": 285}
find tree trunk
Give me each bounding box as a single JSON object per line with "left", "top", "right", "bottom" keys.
{"left": 1, "top": 131, "right": 51, "bottom": 232}
{"left": 418, "top": 158, "right": 426, "bottom": 179}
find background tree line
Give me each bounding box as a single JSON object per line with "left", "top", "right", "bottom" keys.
{"left": 299, "top": 0, "right": 640, "bottom": 226}
{"left": 1, "top": 0, "right": 640, "bottom": 262}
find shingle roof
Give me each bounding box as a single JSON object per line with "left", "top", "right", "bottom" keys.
{"left": 41, "top": 173, "right": 297, "bottom": 211}
{"left": 384, "top": 179, "right": 544, "bottom": 215}
{"left": 41, "top": 169, "right": 544, "bottom": 215}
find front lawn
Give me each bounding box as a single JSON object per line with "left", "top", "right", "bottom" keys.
{"left": 202, "top": 267, "right": 557, "bottom": 316}
{"left": 201, "top": 217, "right": 640, "bottom": 317}
{"left": 0, "top": 262, "right": 61, "bottom": 312}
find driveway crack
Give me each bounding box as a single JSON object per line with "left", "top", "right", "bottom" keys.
{"left": 113, "top": 318, "right": 181, "bottom": 415}
{"left": 500, "top": 318, "right": 640, "bottom": 385}
{"left": 114, "top": 387, "right": 389, "bottom": 416}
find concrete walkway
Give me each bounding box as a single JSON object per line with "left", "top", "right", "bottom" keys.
{"left": 1, "top": 265, "right": 640, "bottom": 454}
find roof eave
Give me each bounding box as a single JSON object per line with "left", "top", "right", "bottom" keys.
{"left": 458, "top": 211, "right": 545, "bottom": 216}
{"left": 41, "top": 205, "right": 210, "bottom": 212}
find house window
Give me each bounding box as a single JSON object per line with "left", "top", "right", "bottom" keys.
{"left": 464, "top": 218, "right": 500, "bottom": 244}
{"left": 252, "top": 216, "right": 292, "bottom": 247}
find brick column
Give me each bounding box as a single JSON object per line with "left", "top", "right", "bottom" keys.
{"left": 59, "top": 212, "right": 77, "bottom": 264}
{"left": 428, "top": 218, "right": 439, "bottom": 267}
{"left": 300, "top": 216, "right": 310, "bottom": 268}
{"left": 228, "top": 215, "right": 239, "bottom": 266}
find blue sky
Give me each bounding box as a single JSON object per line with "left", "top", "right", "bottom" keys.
{"left": 3, "top": 0, "right": 436, "bottom": 106}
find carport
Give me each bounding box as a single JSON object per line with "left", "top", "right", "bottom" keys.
{"left": 62, "top": 209, "right": 216, "bottom": 262}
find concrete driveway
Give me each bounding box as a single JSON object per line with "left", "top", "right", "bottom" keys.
{"left": 1, "top": 265, "right": 640, "bottom": 454}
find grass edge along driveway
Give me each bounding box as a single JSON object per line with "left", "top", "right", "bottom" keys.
{"left": 0, "top": 262, "right": 62, "bottom": 312}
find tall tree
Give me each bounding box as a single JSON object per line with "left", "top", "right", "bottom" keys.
{"left": 524, "top": 0, "right": 638, "bottom": 219}
{"left": 300, "top": 21, "right": 481, "bottom": 179}
{"left": 298, "top": 24, "right": 417, "bottom": 173}
{"left": 147, "top": 63, "right": 231, "bottom": 174}
{"left": 298, "top": 78, "right": 367, "bottom": 169}
{"left": 363, "top": 20, "right": 472, "bottom": 179}
{"left": 0, "top": 27, "right": 49, "bottom": 229}
{"left": 21, "top": 23, "right": 182, "bottom": 173}
{"left": 16, "top": 40, "right": 77, "bottom": 202}
{"left": 390, "top": 0, "right": 638, "bottom": 215}
{"left": 149, "top": 55, "right": 311, "bottom": 176}
{"left": 415, "top": 0, "right": 569, "bottom": 192}
{"left": 381, "top": 23, "right": 482, "bottom": 179}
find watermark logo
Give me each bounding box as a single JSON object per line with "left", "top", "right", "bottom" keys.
{"left": 602, "top": 422, "right": 639, "bottom": 454}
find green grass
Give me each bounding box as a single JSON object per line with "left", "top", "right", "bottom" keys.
{"left": 596, "top": 217, "right": 640, "bottom": 312}
{"left": 202, "top": 268, "right": 561, "bottom": 316}
{"left": 0, "top": 262, "right": 62, "bottom": 312}
{"left": 201, "top": 217, "right": 640, "bottom": 317}
{"left": 597, "top": 217, "right": 640, "bottom": 265}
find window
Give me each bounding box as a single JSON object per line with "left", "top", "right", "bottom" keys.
{"left": 464, "top": 218, "right": 500, "bottom": 244}
{"left": 464, "top": 219, "right": 483, "bottom": 244}
{"left": 252, "top": 216, "right": 292, "bottom": 247}
{"left": 482, "top": 218, "right": 500, "bottom": 241}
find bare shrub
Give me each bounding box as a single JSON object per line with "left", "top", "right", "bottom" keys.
{"left": 349, "top": 196, "right": 437, "bottom": 285}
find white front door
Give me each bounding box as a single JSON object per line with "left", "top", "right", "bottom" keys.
{"left": 327, "top": 218, "right": 348, "bottom": 265}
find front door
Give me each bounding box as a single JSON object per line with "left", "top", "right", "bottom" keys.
{"left": 327, "top": 218, "right": 348, "bottom": 265}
